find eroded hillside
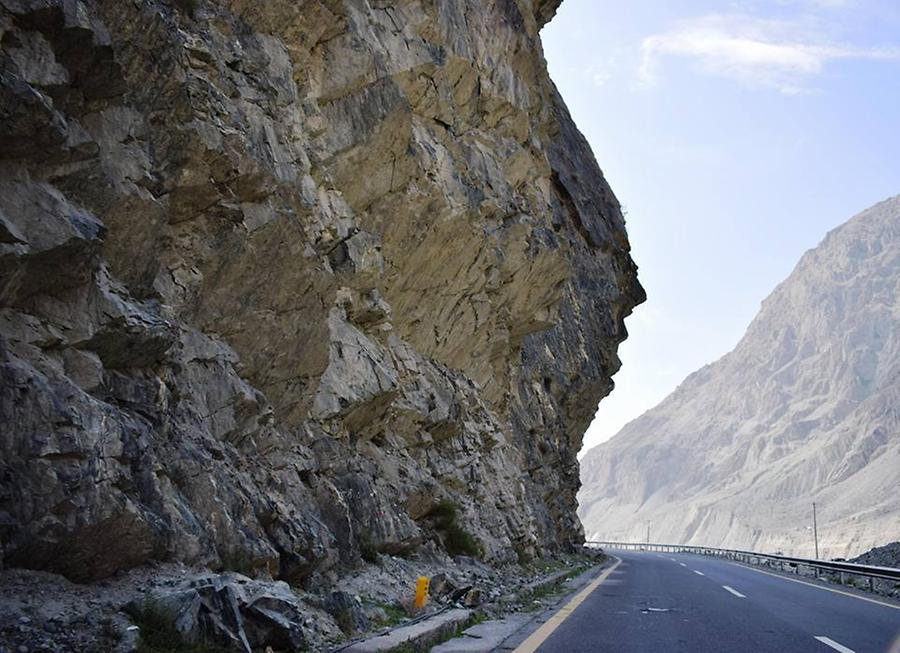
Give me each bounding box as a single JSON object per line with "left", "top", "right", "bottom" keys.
{"left": 580, "top": 197, "right": 900, "bottom": 559}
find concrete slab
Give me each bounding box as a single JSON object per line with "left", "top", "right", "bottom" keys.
{"left": 430, "top": 615, "right": 532, "bottom": 652}
{"left": 342, "top": 608, "right": 472, "bottom": 652}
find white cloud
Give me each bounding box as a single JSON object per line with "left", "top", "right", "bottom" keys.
{"left": 589, "top": 66, "right": 613, "bottom": 87}
{"left": 802, "top": 0, "right": 854, "bottom": 7}
{"left": 584, "top": 51, "right": 623, "bottom": 88}
{"left": 638, "top": 14, "right": 900, "bottom": 93}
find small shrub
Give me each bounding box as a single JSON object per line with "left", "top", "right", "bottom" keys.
{"left": 362, "top": 598, "right": 408, "bottom": 628}
{"left": 130, "top": 601, "right": 225, "bottom": 653}
{"left": 428, "top": 500, "right": 459, "bottom": 525}
{"left": 174, "top": 0, "right": 199, "bottom": 16}
{"left": 443, "top": 523, "right": 482, "bottom": 558}
{"left": 426, "top": 500, "right": 483, "bottom": 558}
{"left": 358, "top": 532, "right": 379, "bottom": 564}
{"left": 334, "top": 609, "right": 356, "bottom": 635}
{"left": 514, "top": 545, "right": 533, "bottom": 566}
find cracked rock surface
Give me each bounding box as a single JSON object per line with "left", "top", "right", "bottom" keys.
{"left": 0, "top": 0, "right": 642, "bottom": 597}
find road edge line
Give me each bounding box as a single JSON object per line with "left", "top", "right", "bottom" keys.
{"left": 734, "top": 561, "right": 900, "bottom": 610}
{"left": 512, "top": 556, "right": 623, "bottom": 653}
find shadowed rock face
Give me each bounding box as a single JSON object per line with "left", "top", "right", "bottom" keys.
{"left": 0, "top": 0, "right": 642, "bottom": 584}
{"left": 580, "top": 197, "right": 900, "bottom": 560}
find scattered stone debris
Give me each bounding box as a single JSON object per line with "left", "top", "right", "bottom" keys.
{"left": 814, "top": 541, "right": 900, "bottom": 599}
{"left": 337, "top": 550, "right": 607, "bottom": 653}
{"left": 850, "top": 541, "right": 900, "bottom": 569}
{"left": 0, "top": 550, "right": 606, "bottom": 652}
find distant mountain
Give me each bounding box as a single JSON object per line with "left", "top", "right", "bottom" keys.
{"left": 579, "top": 196, "right": 900, "bottom": 559}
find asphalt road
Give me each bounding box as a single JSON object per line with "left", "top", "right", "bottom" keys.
{"left": 532, "top": 549, "right": 900, "bottom": 653}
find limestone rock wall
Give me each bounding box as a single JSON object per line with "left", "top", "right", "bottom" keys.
{"left": 0, "top": 0, "right": 642, "bottom": 585}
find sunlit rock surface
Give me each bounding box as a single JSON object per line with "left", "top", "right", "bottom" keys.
{"left": 580, "top": 197, "right": 900, "bottom": 559}
{"left": 0, "top": 0, "right": 642, "bottom": 584}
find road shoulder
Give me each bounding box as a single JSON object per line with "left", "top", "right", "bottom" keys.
{"left": 432, "top": 556, "right": 619, "bottom": 653}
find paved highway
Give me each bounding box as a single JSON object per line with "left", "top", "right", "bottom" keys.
{"left": 524, "top": 549, "right": 900, "bottom": 652}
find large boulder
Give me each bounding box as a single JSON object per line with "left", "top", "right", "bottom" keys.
{"left": 127, "top": 573, "right": 308, "bottom": 652}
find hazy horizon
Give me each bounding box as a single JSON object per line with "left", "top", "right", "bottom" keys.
{"left": 542, "top": 0, "right": 900, "bottom": 454}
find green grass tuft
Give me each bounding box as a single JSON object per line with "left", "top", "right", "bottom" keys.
{"left": 427, "top": 500, "right": 483, "bottom": 558}
{"left": 362, "top": 598, "right": 408, "bottom": 629}
{"left": 130, "top": 601, "right": 226, "bottom": 653}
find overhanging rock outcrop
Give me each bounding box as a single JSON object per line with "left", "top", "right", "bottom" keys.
{"left": 0, "top": 0, "right": 643, "bottom": 584}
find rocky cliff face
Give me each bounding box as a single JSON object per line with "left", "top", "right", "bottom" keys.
{"left": 0, "top": 0, "right": 642, "bottom": 586}
{"left": 580, "top": 197, "right": 900, "bottom": 559}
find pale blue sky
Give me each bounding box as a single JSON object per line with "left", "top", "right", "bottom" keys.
{"left": 541, "top": 0, "right": 900, "bottom": 452}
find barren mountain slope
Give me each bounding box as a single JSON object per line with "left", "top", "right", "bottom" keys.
{"left": 580, "top": 196, "right": 900, "bottom": 559}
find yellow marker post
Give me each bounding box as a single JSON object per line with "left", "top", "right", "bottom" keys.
{"left": 414, "top": 576, "right": 430, "bottom": 610}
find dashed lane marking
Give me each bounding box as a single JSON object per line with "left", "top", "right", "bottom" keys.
{"left": 734, "top": 562, "right": 900, "bottom": 611}
{"left": 814, "top": 635, "right": 856, "bottom": 653}
{"left": 722, "top": 585, "right": 746, "bottom": 598}
{"left": 693, "top": 570, "right": 705, "bottom": 576}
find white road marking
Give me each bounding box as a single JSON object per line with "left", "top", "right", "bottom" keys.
{"left": 679, "top": 562, "right": 687, "bottom": 567}
{"left": 693, "top": 570, "right": 705, "bottom": 576}
{"left": 814, "top": 635, "right": 856, "bottom": 653}
{"left": 512, "top": 557, "right": 622, "bottom": 653}
{"left": 669, "top": 557, "right": 677, "bottom": 561}
{"left": 722, "top": 585, "right": 746, "bottom": 598}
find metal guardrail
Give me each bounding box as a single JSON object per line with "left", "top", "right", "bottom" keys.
{"left": 585, "top": 541, "right": 900, "bottom": 591}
